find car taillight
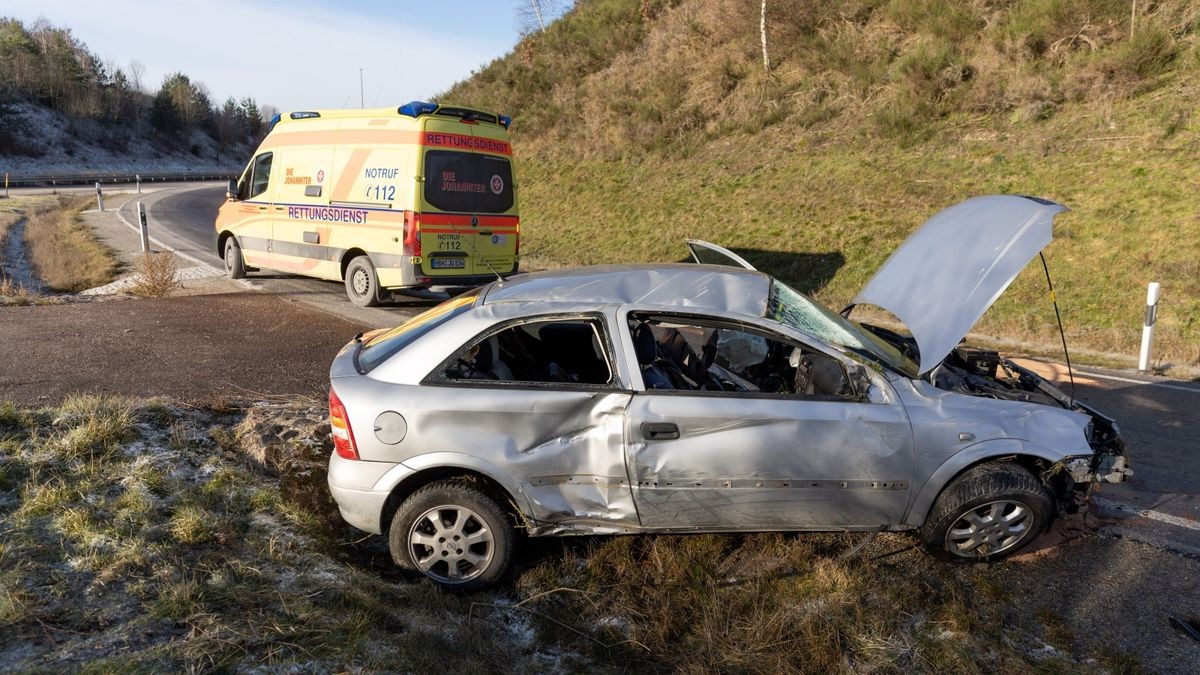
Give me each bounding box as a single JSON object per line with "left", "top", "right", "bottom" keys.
{"left": 329, "top": 388, "right": 359, "bottom": 460}
{"left": 403, "top": 212, "right": 421, "bottom": 256}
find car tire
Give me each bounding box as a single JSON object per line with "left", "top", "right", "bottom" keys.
{"left": 344, "top": 255, "right": 382, "bottom": 307}
{"left": 224, "top": 236, "right": 246, "bottom": 279}
{"left": 919, "top": 461, "right": 1052, "bottom": 562}
{"left": 388, "top": 480, "right": 513, "bottom": 591}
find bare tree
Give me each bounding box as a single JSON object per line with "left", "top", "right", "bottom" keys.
{"left": 128, "top": 59, "right": 145, "bottom": 93}
{"left": 516, "top": 0, "right": 565, "bottom": 36}
{"left": 760, "top": 0, "right": 771, "bottom": 72}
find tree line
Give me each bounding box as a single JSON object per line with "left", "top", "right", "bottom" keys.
{"left": 0, "top": 17, "right": 273, "bottom": 155}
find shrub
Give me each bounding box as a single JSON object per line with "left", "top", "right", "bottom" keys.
{"left": 130, "top": 251, "right": 180, "bottom": 297}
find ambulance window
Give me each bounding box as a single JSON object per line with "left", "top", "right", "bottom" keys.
{"left": 249, "top": 152, "right": 273, "bottom": 200}
{"left": 424, "top": 151, "right": 513, "bottom": 213}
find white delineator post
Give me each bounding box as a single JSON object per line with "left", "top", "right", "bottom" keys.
{"left": 136, "top": 173, "right": 141, "bottom": 195}
{"left": 137, "top": 201, "right": 150, "bottom": 252}
{"left": 95, "top": 181, "right": 104, "bottom": 212}
{"left": 1138, "top": 281, "right": 1161, "bottom": 371}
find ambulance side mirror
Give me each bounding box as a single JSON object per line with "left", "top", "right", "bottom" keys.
{"left": 226, "top": 179, "right": 238, "bottom": 201}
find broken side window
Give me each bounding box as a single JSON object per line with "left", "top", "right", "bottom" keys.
{"left": 628, "top": 313, "right": 857, "bottom": 399}
{"left": 444, "top": 317, "right": 613, "bottom": 386}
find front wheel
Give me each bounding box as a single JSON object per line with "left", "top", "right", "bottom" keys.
{"left": 223, "top": 237, "right": 246, "bottom": 279}
{"left": 388, "top": 481, "right": 513, "bottom": 591}
{"left": 344, "top": 255, "right": 382, "bottom": 307}
{"left": 920, "top": 461, "right": 1052, "bottom": 562}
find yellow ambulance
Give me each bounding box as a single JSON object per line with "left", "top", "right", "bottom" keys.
{"left": 214, "top": 101, "right": 520, "bottom": 306}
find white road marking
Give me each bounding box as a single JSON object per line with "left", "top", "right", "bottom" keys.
{"left": 1014, "top": 358, "right": 1200, "bottom": 394}
{"left": 113, "top": 192, "right": 218, "bottom": 272}
{"left": 1073, "top": 370, "right": 1200, "bottom": 394}
{"left": 1092, "top": 496, "right": 1200, "bottom": 532}
{"left": 113, "top": 191, "right": 254, "bottom": 290}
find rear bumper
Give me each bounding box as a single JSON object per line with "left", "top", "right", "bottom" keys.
{"left": 330, "top": 483, "right": 389, "bottom": 534}
{"left": 327, "top": 452, "right": 398, "bottom": 535}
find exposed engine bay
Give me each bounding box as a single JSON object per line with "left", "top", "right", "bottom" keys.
{"left": 861, "top": 323, "right": 1129, "bottom": 486}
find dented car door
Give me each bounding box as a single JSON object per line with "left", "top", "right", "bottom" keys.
{"left": 415, "top": 387, "right": 637, "bottom": 532}
{"left": 625, "top": 393, "right": 915, "bottom": 530}
{"left": 621, "top": 311, "right": 916, "bottom": 530}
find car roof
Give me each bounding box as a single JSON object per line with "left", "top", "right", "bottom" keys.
{"left": 480, "top": 264, "right": 772, "bottom": 317}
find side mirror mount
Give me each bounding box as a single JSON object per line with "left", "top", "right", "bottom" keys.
{"left": 845, "top": 363, "right": 873, "bottom": 401}
{"left": 227, "top": 179, "right": 238, "bottom": 200}
{"left": 795, "top": 352, "right": 862, "bottom": 400}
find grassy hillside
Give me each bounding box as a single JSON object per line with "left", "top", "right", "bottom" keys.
{"left": 444, "top": 0, "right": 1200, "bottom": 369}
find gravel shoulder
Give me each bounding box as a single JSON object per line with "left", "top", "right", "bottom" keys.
{"left": 0, "top": 292, "right": 366, "bottom": 404}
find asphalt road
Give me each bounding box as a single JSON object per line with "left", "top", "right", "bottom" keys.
{"left": 119, "top": 184, "right": 435, "bottom": 328}
{"left": 141, "top": 184, "right": 1200, "bottom": 553}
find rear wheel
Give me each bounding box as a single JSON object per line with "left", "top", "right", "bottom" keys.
{"left": 223, "top": 237, "right": 246, "bottom": 279}
{"left": 920, "top": 461, "right": 1052, "bottom": 562}
{"left": 388, "top": 481, "right": 513, "bottom": 591}
{"left": 344, "top": 255, "right": 382, "bottom": 307}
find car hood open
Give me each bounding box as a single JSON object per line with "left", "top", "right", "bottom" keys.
{"left": 848, "top": 195, "right": 1067, "bottom": 375}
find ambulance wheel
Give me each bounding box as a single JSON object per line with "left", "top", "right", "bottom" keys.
{"left": 345, "top": 255, "right": 382, "bottom": 307}
{"left": 224, "top": 237, "right": 246, "bottom": 279}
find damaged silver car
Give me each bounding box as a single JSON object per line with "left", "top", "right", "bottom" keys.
{"left": 326, "top": 195, "right": 1129, "bottom": 590}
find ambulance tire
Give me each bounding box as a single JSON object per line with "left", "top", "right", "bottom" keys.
{"left": 345, "top": 255, "right": 382, "bottom": 307}
{"left": 224, "top": 237, "right": 246, "bottom": 279}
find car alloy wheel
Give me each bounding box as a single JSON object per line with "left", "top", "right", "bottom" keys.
{"left": 944, "top": 499, "right": 1031, "bottom": 558}
{"left": 408, "top": 504, "right": 496, "bottom": 584}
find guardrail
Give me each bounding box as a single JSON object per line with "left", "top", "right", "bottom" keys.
{"left": 2, "top": 170, "right": 237, "bottom": 189}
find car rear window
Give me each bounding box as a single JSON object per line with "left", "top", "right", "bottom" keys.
{"left": 356, "top": 291, "right": 479, "bottom": 372}
{"left": 423, "top": 150, "right": 514, "bottom": 213}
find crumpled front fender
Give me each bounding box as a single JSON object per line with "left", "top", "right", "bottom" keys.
{"left": 902, "top": 437, "right": 1081, "bottom": 528}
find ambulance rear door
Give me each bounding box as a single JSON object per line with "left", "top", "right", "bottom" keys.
{"left": 419, "top": 117, "right": 518, "bottom": 278}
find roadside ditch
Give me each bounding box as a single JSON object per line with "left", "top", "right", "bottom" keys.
{"left": 0, "top": 216, "right": 45, "bottom": 294}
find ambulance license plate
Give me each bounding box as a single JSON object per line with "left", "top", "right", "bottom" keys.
{"left": 431, "top": 258, "right": 466, "bottom": 270}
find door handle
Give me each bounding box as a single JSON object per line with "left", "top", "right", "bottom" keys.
{"left": 641, "top": 422, "right": 679, "bottom": 441}
{"left": 256, "top": 206, "right": 267, "bottom": 211}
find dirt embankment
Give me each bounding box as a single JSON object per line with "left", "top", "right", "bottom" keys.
{"left": 0, "top": 292, "right": 367, "bottom": 404}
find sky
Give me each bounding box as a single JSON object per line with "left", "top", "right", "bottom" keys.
{"left": 4, "top": 0, "right": 570, "bottom": 112}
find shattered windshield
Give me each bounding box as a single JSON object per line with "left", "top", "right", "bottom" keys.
{"left": 767, "top": 281, "right": 918, "bottom": 377}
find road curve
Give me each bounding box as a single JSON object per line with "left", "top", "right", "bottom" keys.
{"left": 123, "top": 184, "right": 436, "bottom": 328}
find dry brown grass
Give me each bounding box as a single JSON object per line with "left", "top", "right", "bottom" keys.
{"left": 448, "top": 0, "right": 1199, "bottom": 155}
{"left": 129, "top": 251, "right": 180, "bottom": 297}
{"left": 0, "top": 278, "right": 36, "bottom": 305}
{"left": 0, "top": 210, "right": 18, "bottom": 243}
{"left": 505, "top": 531, "right": 1089, "bottom": 671}
{"left": 22, "top": 196, "right": 118, "bottom": 293}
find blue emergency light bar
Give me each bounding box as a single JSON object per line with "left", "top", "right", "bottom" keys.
{"left": 398, "top": 100, "right": 511, "bottom": 128}
{"left": 398, "top": 101, "right": 439, "bottom": 117}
